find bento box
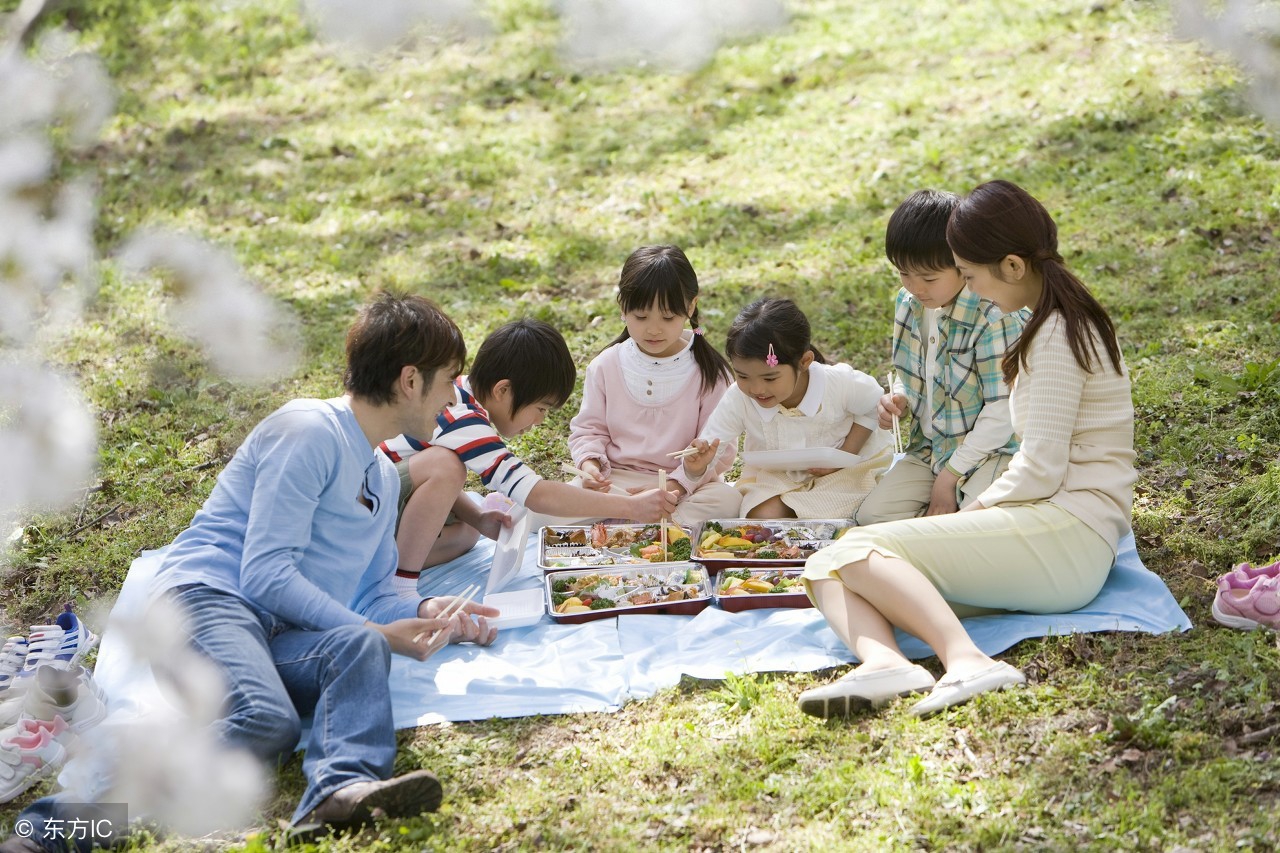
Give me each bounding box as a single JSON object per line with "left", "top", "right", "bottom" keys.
{"left": 715, "top": 568, "right": 812, "bottom": 612}
{"left": 545, "top": 563, "right": 713, "bottom": 624}
{"left": 693, "top": 518, "right": 850, "bottom": 572}
{"left": 539, "top": 523, "right": 695, "bottom": 570}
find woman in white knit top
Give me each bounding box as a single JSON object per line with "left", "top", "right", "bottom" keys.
{"left": 799, "top": 180, "right": 1136, "bottom": 719}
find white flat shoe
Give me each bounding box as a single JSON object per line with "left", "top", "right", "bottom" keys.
{"left": 908, "top": 661, "right": 1026, "bottom": 718}
{"left": 798, "top": 664, "right": 936, "bottom": 719}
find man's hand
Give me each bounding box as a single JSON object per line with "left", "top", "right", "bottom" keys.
{"left": 371, "top": 617, "right": 452, "bottom": 660}
{"left": 418, "top": 595, "right": 500, "bottom": 646}
{"left": 877, "top": 392, "right": 907, "bottom": 431}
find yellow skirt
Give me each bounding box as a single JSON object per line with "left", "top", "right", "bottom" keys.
{"left": 802, "top": 502, "right": 1114, "bottom": 614}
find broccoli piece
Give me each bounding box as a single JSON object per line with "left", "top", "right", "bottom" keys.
{"left": 705, "top": 521, "right": 723, "bottom": 533}
{"left": 722, "top": 568, "right": 752, "bottom": 581}
{"left": 551, "top": 592, "right": 569, "bottom": 606}
{"left": 588, "top": 597, "right": 617, "bottom": 610}
{"left": 552, "top": 578, "right": 572, "bottom": 593}
{"left": 669, "top": 538, "right": 692, "bottom": 562}
{"left": 755, "top": 548, "right": 780, "bottom": 560}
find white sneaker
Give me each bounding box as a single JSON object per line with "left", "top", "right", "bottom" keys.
{"left": 18, "top": 666, "right": 107, "bottom": 735}
{"left": 0, "top": 638, "right": 28, "bottom": 694}
{"left": 0, "top": 726, "right": 67, "bottom": 803}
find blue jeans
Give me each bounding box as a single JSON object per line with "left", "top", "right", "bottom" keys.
{"left": 168, "top": 584, "right": 398, "bottom": 822}
{"left": 12, "top": 584, "right": 399, "bottom": 849}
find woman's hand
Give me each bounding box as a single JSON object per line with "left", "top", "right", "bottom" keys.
{"left": 473, "top": 508, "right": 513, "bottom": 542}
{"left": 628, "top": 487, "right": 679, "bottom": 522}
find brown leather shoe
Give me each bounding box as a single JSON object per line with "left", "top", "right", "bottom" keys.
{"left": 288, "top": 770, "right": 442, "bottom": 843}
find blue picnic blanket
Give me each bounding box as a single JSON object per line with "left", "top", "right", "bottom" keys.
{"left": 93, "top": 532, "right": 1190, "bottom": 728}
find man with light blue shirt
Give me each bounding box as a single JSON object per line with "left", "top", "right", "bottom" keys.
{"left": 153, "top": 292, "right": 498, "bottom": 837}
{"left": 1, "top": 293, "right": 499, "bottom": 852}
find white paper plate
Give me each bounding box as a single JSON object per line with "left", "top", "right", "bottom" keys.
{"left": 483, "top": 587, "right": 545, "bottom": 630}
{"left": 740, "top": 447, "right": 864, "bottom": 471}
{"left": 486, "top": 506, "right": 531, "bottom": 595}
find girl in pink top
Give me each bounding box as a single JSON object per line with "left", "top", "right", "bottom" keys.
{"left": 568, "top": 245, "right": 743, "bottom": 526}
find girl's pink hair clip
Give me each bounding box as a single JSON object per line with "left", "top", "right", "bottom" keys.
{"left": 765, "top": 343, "right": 779, "bottom": 367}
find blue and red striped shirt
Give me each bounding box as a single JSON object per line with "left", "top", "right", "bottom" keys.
{"left": 379, "top": 377, "right": 543, "bottom": 505}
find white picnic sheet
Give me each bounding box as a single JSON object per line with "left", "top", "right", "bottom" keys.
{"left": 92, "top": 531, "right": 1191, "bottom": 728}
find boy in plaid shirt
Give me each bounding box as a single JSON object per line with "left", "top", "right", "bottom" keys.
{"left": 856, "top": 189, "right": 1028, "bottom": 524}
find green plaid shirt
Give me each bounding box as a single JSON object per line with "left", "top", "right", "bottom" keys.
{"left": 890, "top": 286, "right": 1028, "bottom": 476}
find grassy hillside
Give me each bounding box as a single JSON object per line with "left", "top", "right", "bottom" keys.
{"left": 3, "top": 0, "right": 1280, "bottom": 849}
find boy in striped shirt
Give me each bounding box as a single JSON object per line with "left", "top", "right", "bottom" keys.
{"left": 382, "top": 319, "right": 677, "bottom": 597}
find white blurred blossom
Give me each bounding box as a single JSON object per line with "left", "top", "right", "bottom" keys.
{"left": 1176, "top": 0, "right": 1280, "bottom": 125}
{"left": 60, "top": 597, "right": 268, "bottom": 836}
{"left": 301, "top": 0, "right": 490, "bottom": 52}
{"left": 118, "top": 231, "right": 301, "bottom": 382}
{"left": 0, "top": 362, "right": 97, "bottom": 535}
{"left": 557, "top": 0, "right": 788, "bottom": 72}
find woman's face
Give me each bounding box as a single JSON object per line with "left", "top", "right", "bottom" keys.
{"left": 955, "top": 256, "right": 1027, "bottom": 312}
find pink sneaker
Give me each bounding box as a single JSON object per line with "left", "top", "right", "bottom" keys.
{"left": 1228, "top": 559, "right": 1280, "bottom": 585}
{"left": 1213, "top": 573, "right": 1280, "bottom": 630}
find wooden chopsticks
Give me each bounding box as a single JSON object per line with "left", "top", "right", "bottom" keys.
{"left": 412, "top": 582, "right": 480, "bottom": 644}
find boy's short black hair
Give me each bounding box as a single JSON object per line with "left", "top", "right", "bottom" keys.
{"left": 469, "top": 319, "right": 576, "bottom": 413}
{"left": 885, "top": 189, "right": 961, "bottom": 273}
{"left": 344, "top": 291, "right": 465, "bottom": 406}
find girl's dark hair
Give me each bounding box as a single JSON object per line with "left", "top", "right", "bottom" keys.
{"left": 344, "top": 291, "right": 466, "bottom": 405}
{"left": 470, "top": 319, "right": 576, "bottom": 413}
{"left": 946, "top": 180, "right": 1122, "bottom": 383}
{"left": 885, "top": 188, "right": 960, "bottom": 272}
{"left": 608, "top": 245, "right": 731, "bottom": 395}
{"left": 724, "top": 298, "right": 827, "bottom": 368}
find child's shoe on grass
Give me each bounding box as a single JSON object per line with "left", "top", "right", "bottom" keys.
{"left": 1213, "top": 572, "right": 1280, "bottom": 630}
{"left": 1227, "top": 558, "right": 1280, "bottom": 586}
{"left": 0, "top": 639, "right": 28, "bottom": 695}
{"left": 0, "top": 726, "right": 67, "bottom": 804}
{"left": 52, "top": 604, "right": 98, "bottom": 665}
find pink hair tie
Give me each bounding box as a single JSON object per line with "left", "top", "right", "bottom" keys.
{"left": 693, "top": 326, "right": 706, "bottom": 336}
{"left": 765, "top": 344, "right": 779, "bottom": 367}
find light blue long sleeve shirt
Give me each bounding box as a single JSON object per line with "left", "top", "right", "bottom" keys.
{"left": 151, "top": 397, "right": 418, "bottom": 629}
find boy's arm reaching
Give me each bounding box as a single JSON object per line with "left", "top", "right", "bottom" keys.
{"left": 523, "top": 478, "right": 677, "bottom": 522}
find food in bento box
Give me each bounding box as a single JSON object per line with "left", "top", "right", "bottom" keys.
{"left": 718, "top": 568, "right": 805, "bottom": 596}
{"left": 550, "top": 566, "right": 706, "bottom": 614}
{"left": 541, "top": 523, "right": 693, "bottom": 568}
{"left": 695, "top": 520, "right": 845, "bottom": 561}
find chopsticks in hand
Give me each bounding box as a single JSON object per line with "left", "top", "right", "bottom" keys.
{"left": 887, "top": 371, "right": 904, "bottom": 455}
{"left": 665, "top": 447, "right": 699, "bottom": 460}
{"left": 657, "top": 469, "right": 668, "bottom": 558}
{"left": 412, "top": 582, "right": 480, "bottom": 645}
{"left": 560, "top": 462, "right": 629, "bottom": 495}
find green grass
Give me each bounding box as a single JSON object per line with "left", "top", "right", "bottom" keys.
{"left": 4, "top": 0, "right": 1280, "bottom": 848}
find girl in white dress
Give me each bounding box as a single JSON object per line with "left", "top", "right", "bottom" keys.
{"left": 680, "top": 298, "right": 891, "bottom": 520}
